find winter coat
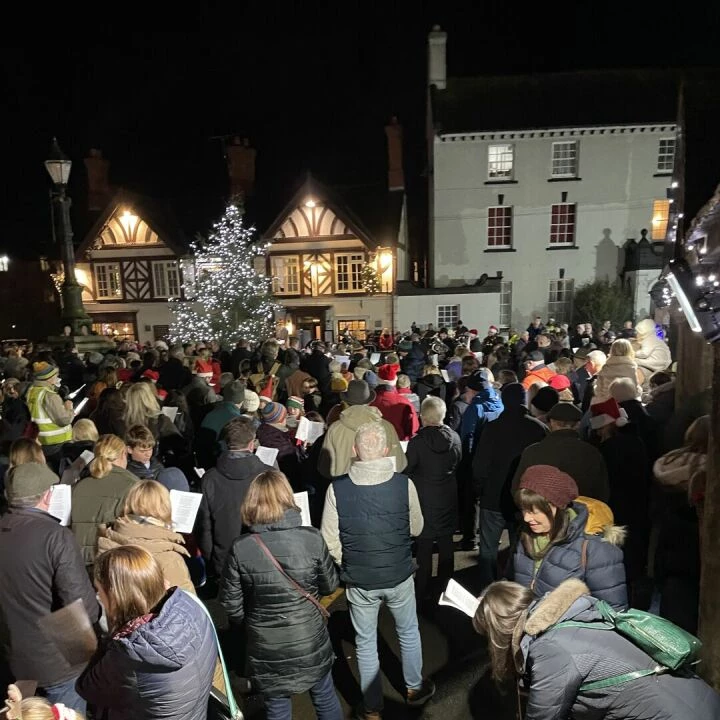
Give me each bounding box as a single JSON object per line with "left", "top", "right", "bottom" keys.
{"left": 445, "top": 396, "right": 469, "bottom": 433}
{"left": 1, "top": 396, "right": 30, "bottom": 440}
{"left": 400, "top": 343, "right": 426, "bottom": 383}
{"left": 301, "top": 350, "right": 332, "bottom": 394}
{"left": 197, "top": 450, "right": 274, "bottom": 577}
{"left": 219, "top": 509, "right": 339, "bottom": 696}
{"left": 415, "top": 373, "right": 446, "bottom": 404}
{"left": 634, "top": 334, "right": 672, "bottom": 376}
{"left": 459, "top": 386, "right": 504, "bottom": 455}
{"left": 370, "top": 387, "right": 420, "bottom": 441}
{"left": 77, "top": 587, "right": 216, "bottom": 720}
{"left": 514, "top": 579, "right": 720, "bottom": 720}
{"left": 619, "top": 398, "right": 660, "bottom": 463}
{"left": 653, "top": 449, "right": 706, "bottom": 491}
{"left": 71, "top": 466, "right": 137, "bottom": 565}
{"left": 645, "top": 380, "right": 675, "bottom": 423}
{"left": 592, "top": 355, "right": 642, "bottom": 404}
{"left": 318, "top": 403, "right": 406, "bottom": 479}
{"left": 473, "top": 406, "right": 548, "bottom": 512}
{"left": 512, "top": 429, "right": 610, "bottom": 503}
{"left": 405, "top": 424, "right": 462, "bottom": 538}
{"left": 256, "top": 423, "right": 302, "bottom": 485}
{"left": 521, "top": 364, "right": 557, "bottom": 390}
{"left": 512, "top": 500, "right": 628, "bottom": 609}
{"left": 158, "top": 357, "right": 192, "bottom": 392}
{"left": 97, "top": 516, "right": 194, "bottom": 593}
{"left": 0, "top": 508, "right": 100, "bottom": 688}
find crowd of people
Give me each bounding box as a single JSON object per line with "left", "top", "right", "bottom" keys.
{"left": 0, "top": 313, "right": 717, "bottom": 720}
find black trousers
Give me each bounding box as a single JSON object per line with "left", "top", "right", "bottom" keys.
{"left": 415, "top": 535, "right": 455, "bottom": 602}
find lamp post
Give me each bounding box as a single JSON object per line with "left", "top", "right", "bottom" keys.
{"left": 45, "top": 138, "right": 92, "bottom": 335}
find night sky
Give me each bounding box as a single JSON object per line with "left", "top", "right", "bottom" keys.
{"left": 3, "top": 3, "right": 720, "bottom": 258}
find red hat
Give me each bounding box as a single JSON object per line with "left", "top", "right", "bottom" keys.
{"left": 469, "top": 328, "right": 478, "bottom": 336}
{"left": 141, "top": 369, "right": 160, "bottom": 382}
{"left": 548, "top": 374, "right": 571, "bottom": 391}
{"left": 193, "top": 359, "right": 213, "bottom": 378}
{"left": 377, "top": 364, "right": 399, "bottom": 385}
{"left": 590, "top": 398, "right": 628, "bottom": 429}
{"left": 489, "top": 325, "right": 498, "bottom": 332}
{"left": 518, "top": 464, "right": 578, "bottom": 509}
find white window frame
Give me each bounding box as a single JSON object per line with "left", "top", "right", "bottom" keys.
{"left": 335, "top": 252, "right": 364, "bottom": 293}
{"left": 499, "top": 281, "right": 513, "bottom": 329}
{"left": 651, "top": 199, "right": 670, "bottom": 241}
{"left": 487, "top": 143, "right": 514, "bottom": 180}
{"left": 437, "top": 304, "right": 459, "bottom": 328}
{"left": 271, "top": 256, "right": 301, "bottom": 295}
{"left": 548, "top": 279, "right": 574, "bottom": 323}
{"left": 551, "top": 141, "right": 579, "bottom": 178}
{"left": 487, "top": 206, "right": 513, "bottom": 248}
{"left": 152, "top": 260, "right": 180, "bottom": 298}
{"left": 549, "top": 203, "right": 577, "bottom": 246}
{"left": 94, "top": 262, "right": 123, "bottom": 299}
{"left": 657, "top": 138, "right": 675, "bottom": 174}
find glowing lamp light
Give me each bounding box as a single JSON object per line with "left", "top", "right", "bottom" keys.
{"left": 305, "top": 199, "right": 316, "bottom": 208}
{"left": 671, "top": 181, "right": 679, "bottom": 189}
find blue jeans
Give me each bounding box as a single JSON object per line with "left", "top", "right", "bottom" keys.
{"left": 264, "top": 671, "right": 342, "bottom": 720}
{"left": 41, "top": 675, "right": 86, "bottom": 715}
{"left": 346, "top": 575, "right": 423, "bottom": 712}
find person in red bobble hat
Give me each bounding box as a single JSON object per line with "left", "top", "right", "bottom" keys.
{"left": 141, "top": 369, "right": 167, "bottom": 401}
{"left": 370, "top": 364, "right": 419, "bottom": 441}
{"left": 512, "top": 464, "right": 628, "bottom": 608}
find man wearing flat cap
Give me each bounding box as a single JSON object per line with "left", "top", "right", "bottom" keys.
{"left": 511, "top": 401, "right": 609, "bottom": 502}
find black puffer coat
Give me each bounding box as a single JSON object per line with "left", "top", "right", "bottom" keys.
{"left": 219, "top": 509, "right": 339, "bottom": 696}
{"left": 405, "top": 424, "right": 462, "bottom": 539}
{"left": 415, "top": 373, "right": 447, "bottom": 404}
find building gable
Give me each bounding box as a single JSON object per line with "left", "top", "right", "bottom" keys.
{"left": 278, "top": 204, "right": 353, "bottom": 239}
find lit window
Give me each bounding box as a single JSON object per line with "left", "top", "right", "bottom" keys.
{"left": 657, "top": 138, "right": 675, "bottom": 174}
{"left": 487, "top": 206, "right": 513, "bottom": 248}
{"left": 651, "top": 200, "right": 670, "bottom": 241}
{"left": 335, "top": 253, "right": 364, "bottom": 292}
{"left": 152, "top": 261, "right": 180, "bottom": 298}
{"left": 271, "top": 256, "right": 300, "bottom": 295}
{"left": 337, "top": 319, "right": 367, "bottom": 341}
{"left": 437, "top": 304, "right": 459, "bottom": 328}
{"left": 95, "top": 263, "right": 122, "bottom": 299}
{"left": 550, "top": 203, "right": 577, "bottom": 246}
{"left": 499, "top": 281, "right": 513, "bottom": 329}
{"left": 551, "top": 141, "right": 578, "bottom": 178}
{"left": 487, "top": 144, "right": 514, "bottom": 180}
{"left": 0, "top": 256, "right": 8, "bottom": 272}
{"left": 548, "top": 279, "right": 574, "bottom": 323}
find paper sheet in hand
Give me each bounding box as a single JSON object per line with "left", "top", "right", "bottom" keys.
{"left": 194, "top": 467, "right": 206, "bottom": 479}
{"left": 293, "top": 491, "right": 312, "bottom": 526}
{"left": 370, "top": 353, "right": 381, "bottom": 366}
{"left": 440, "top": 369, "right": 450, "bottom": 383}
{"left": 438, "top": 579, "right": 481, "bottom": 618}
{"left": 48, "top": 484, "right": 71, "bottom": 526}
{"left": 170, "top": 490, "right": 202, "bottom": 534}
{"left": 67, "top": 384, "right": 86, "bottom": 400}
{"left": 256, "top": 446, "right": 279, "bottom": 466}
{"left": 80, "top": 450, "right": 94, "bottom": 464}
{"left": 333, "top": 355, "right": 350, "bottom": 368}
{"left": 73, "top": 397, "right": 89, "bottom": 417}
{"left": 161, "top": 406, "right": 179, "bottom": 423}
{"left": 399, "top": 440, "right": 408, "bottom": 453}
{"left": 37, "top": 598, "right": 97, "bottom": 666}
{"left": 295, "top": 416, "right": 325, "bottom": 444}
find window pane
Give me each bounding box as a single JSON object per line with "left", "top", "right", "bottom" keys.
{"left": 657, "top": 138, "right": 675, "bottom": 173}
{"left": 651, "top": 199, "right": 670, "bottom": 241}
{"left": 437, "top": 304, "right": 459, "bottom": 328}
{"left": 96, "top": 263, "right": 122, "bottom": 299}
{"left": 549, "top": 203, "right": 576, "bottom": 245}
{"left": 488, "top": 144, "right": 514, "bottom": 179}
{"left": 487, "top": 206, "right": 512, "bottom": 247}
{"left": 547, "top": 278, "right": 574, "bottom": 323}
{"left": 499, "top": 281, "right": 512, "bottom": 328}
{"left": 551, "top": 141, "right": 578, "bottom": 177}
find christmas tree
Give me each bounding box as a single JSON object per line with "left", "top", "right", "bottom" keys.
{"left": 169, "top": 203, "right": 282, "bottom": 343}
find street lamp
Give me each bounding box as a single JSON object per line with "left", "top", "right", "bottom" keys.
{"left": 45, "top": 137, "right": 92, "bottom": 335}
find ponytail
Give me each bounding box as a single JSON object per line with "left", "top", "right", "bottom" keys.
{"left": 90, "top": 434, "right": 126, "bottom": 479}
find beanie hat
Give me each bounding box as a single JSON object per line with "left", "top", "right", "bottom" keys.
{"left": 6, "top": 462, "right": 59, "bottom": 503}
{"left": 261, "top": 401, "right": 287, "bottom": 425}
{"left": 287, "top": 395, "right": 304, "bottom": 411}
{"left": 469, "top": 338, "right": 482, "bottom": 352}
{"left": 547, "top": 402, "right": 583, "bottom": 423}
{"left": 243, "top": 389, "right": 260, "bottom": 413}
{"left": 501, "top": 382, "right": 527, "bottom": 408}
{"left": 331, "top": 375, "right": 349, "bottom": 392}
{"left": 528, "top": 350, "right": 545, "bottom": 362}
{"left": 33, "top": 362, "right": 58, "bottom": 382}
{"left": 518, "top": 464, "right": 579, "bottom": 509}
{"left": 193, "top": 359, "right": 213, "bottom": 378}
{"left": 384, "top": 353, "right": 399, "bottom": 366}
{"left": 531, "top": 386, "right": 559, "bottom": 413}
{"left": 223, "top": 380, "right": 246, "bottom": 405}
{"left": 548, "top": 374, "right": 571, "bottom": 391}
{"left": 377, "top": 364, "right": 399, "bottom": 385}
{"left": 590, "top": 397, "right": 629, "bottom": 429}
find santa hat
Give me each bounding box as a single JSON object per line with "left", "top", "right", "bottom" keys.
{"left": 259, "top": 375, "right": 274, "bottom": 399}
{"left": 142, "top": 369, "right": 160, "bottom": 382}
{"left": 489, "top": 325, "right": 498, "bottom": 332}
{"left": 590, "top": 397, "right": 628, "bottom": 429}
{"left": 193, "top": 359, "right": 213, "bottom": 378}
{"left": 377, "top": 364, "right": 399, "bottom": 386}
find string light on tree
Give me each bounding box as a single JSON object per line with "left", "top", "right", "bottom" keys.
{"left": 361, "top": 262, "right": 382, "bottom": 295}
{"left": 169, "top": 203, "right": 283, "bottom": 343}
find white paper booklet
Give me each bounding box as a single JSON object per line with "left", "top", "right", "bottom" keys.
{"left": 161, "top": 406, "right": 179, "bottom": 422}
{"left": 293, "top": 491, "right": 312, "bottom": 526}
{"left": 399, "top": 440, "right": 409, "bottom": 453}
{"left": 440, "top": 369, "right": 450, "bottom": 383}
{"left": 295, "top": 416, "right": 325, "bottom": 444}
{"left": 170, "top": 490, "right": 202, "bottom": 534}
{"left": 48, "top": 484, "right": 72, "bottom": 526}
{"left": 256, "top": 445, "right": 279, "bottom": 466}
{"left": 438, "top": 578, "right": 481, "bottom": 618}
{"left": 370, "top": 353, "right": 381, "bottom": 366}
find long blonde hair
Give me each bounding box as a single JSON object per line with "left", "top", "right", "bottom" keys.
{"left": 9, "top": 696, "right": 86, "bottom": 720}
{"left": 8, "top": 438, "right": 45, "bottom": 469}
{"left": 124, "top": 382, "right": 161, "bottom": 429}
{"left": 90, "top": 434, "right": 126, "bottom": 478}
{"left": 121, "top": 480, "right": 172, "bottom": 525}
{"left": 609, "top": 338, "right": 635, "bottom": 359}
{"left": 241, "top": 470, "right": 299, "bottom": 526}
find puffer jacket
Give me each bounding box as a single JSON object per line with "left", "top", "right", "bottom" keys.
{"left": 405, "top": 424, "right": 462, "bottom": 538}
{"left": 592, "top": 355, "right": 641, "bottom": 404}
{"left": 400, "top": 343, "right": 426, "bottom": 383}
{"left": 415, "top": 373, "right": 446, "bottom": 404}
{"left": 515, "top": 579, "right": 720, "bottom": 720}
{"left": 512, "top": 500, "right": 628, "bottom": 609}
{"left": 77, "top": 587, "right": 216, "bottom": 720}
{"left": 219, "top": 509, "right": 339, "bottom": 696}
{"left": 459, "top": 386, "right": 504, "bottom": 455}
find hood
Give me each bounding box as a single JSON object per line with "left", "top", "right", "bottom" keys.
{"left": 249, "top": 507, "right": 302, "bottom": 533}
{"left": 418, "top": 374, "right": 444, "bottom": 389}
{"left": 416, "top": 424, "right": 457, "bottom": 453}
{"left": 215, "top": 449, "right": 264, "bottom": 479}
{"left": 98, "top": 517, "right": 189, "bottom": 558}
{"left": 339, "top": 404, "right": 384, "bottom": 432}
{"left": 574, "top": 498, "right": 626, "bottom": 545}
{"left": 649, "top": 380, "right": 675, "bottom": 399}
{"left": 348, "top": 457, "right": 396, "bottom": 485}
{"left": 471, "top": 387, "right": 504, "bottom": 414}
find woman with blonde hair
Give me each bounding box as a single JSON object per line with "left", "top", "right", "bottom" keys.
{"left": 58, "top": 419, "right": 99, "bottom": 485}
{"left": 592, "top": 338, "right": 642, "bottom": 405}
{"left": 77, "top": 546, "right": 217, "bottom": 719}
{"left": 71, "top": 434, "right": 137, "bottom": 565}
{"left": 8, "top": 438, "right": 45, "bottom": 469}
{"left": 4, "top": 686, "right": 84, "bottom": 720}
{"left": 220, "top": 470, "right": 341, "bottom": 719}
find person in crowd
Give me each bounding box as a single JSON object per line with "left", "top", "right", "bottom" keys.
{"left": 301, "top": 376, "right": 323, "bottom": 416}
{"left": 495, "top": 368, "right": 519, "bottom": 387}
{"left": 8, "top": 437, "right": 46, "bottom": 468}
{"left": 618, "top": 319, "right": 637, "bottom": 338}
{"left": 370, "top": 365, "right": 419, "bottom": 441}
{"left": 570, "top": 349, "right": 607, "bottom": 411}
{"left": 0, "top": 463, "right": 99, "bottom": 713}
{"left": 58, "top": 419, "right": 99, "bottom": 485}
{"left": 123, "top": 424, "right": 189, "bottom": 492}
{"left": 378, "top": 327, "right": 394, "bottom": 350}
{"left": 123, "top": 381, "right": 179, "bottom": 444}
{"left": 633, "top": 319, "right": 672, "bottom": 385}
{"left": 182, "top": 358, "right": 220, "bottom": 427}
{"left": 71, "top": 434, "right": 137, "bottom": 565}
{"left": 58, "top": 343, "right": 85, "bottom": 391}
{"left": 644, "top": 370, "right": 676, "bottom": 453}
{"left": 301, "top": 342, "right": 332, "bottom": 397}
{"left": 285, "top": 395, "right": 306, "bottom": 433}
{"left": 512, "top": 402, "right": 610, "bottom": 502}
{"left": 240, "top": 388, "right": 261, "bottom": 429}
{"left": 610, "top": 377, "right": 660, "bottom": 463}
{"left": 399, "top": 335, "right": 427, "bottom": 384}
{"left": 653, "top": 415, "right": 709, "bottom": 493}
{"left": 549, "top": 355, "right": 574, "bottom": 377}
{"left": 86, "top": 366, "right": 119, "bottom": 415}
{"left": 256, "top": 401, "right": 302, "bottom": 485}
{"left": 319, "top": 379, "right": 406, "bottom": 479}
{"left": 444, "top": 345, "right": 467, "bottom": 382}
{"left": 89, "top": 387, "right": 126, "bottom": 437}
{"left": 77, "top": 546, "right": 216, "bottom": 719}
{"left": 473, "top": 383, "right": 548, "bottom": 588}
{"left": 521, "top": 351, "right": 556, "bottom": 390}
{"left": 415, "top": 364, "right": 446, "bottom": 404}
{"left": 230, "top": 338, "right": 253, "bottom": 378}
{"left": 321, "top": 423, "right": 434, "bottom": 718}
{"left": 1, "top": 377, "right": 31, "bottom": 441}
{"left": 195, "top": 380, "right": 246, "bottom": 468}
{"left": 396, "top": 373, "right": 420, "bottom": 413}
{"left": 197, "top": 417, "right": 274, "bottom": 579}
{"left": 526, "top": 316, "right": 545, "bottom": 341}
{"left": 405, "top": 396, "right": 462, "bottom": 607}
{"left": 548, "top": 373, "right": 574, "bottom": 402}
{"left": 2, "top": 686, "right": 85, "bottom": 720}
{"left": 480, "top": 325, "right": 500, "bottom": 358}
{"left": 468, "top": 337, "right": 483, "bottom": 364}
{"left": 570, "top": 323, "right": 592, "bottom": 349}
{"left": 592, "top": 338, "right": 641, "bottom": 405}
{"left": 473, "top": 578, "right": 720, "bottom": 720}
{"left": 444, "top": 376, "right": 470, "bottom": 432}
{"left": 529, "top": 385, "right": 559, "bottom": 425}
{"left": 220, "top": 470, "right": 343, "bottom": 720}
{"left": 97, "top": 479, "right": 194, "bottom": 593}
{"left": 158, "top": 345, "right": 192, "bottom": 392}
{"left": 512, "top": 465, "right": 627, "bottom": 608}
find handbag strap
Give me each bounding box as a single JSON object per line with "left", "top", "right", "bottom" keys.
{"left": 251, "top": 534, "right": 330, "bottom": 619}
{"left": 183, "top": 591, "right": 242, "bottom": 719}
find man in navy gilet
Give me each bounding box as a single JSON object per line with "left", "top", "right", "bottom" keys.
{"left": 321, "top": 422, "right": 434, "bottom": 719}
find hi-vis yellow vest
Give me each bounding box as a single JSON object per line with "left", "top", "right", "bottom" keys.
{"left": 27, "top": 386, "right": 72, "bottom": 445}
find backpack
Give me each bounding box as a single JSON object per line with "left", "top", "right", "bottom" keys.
{"left": 556, "top": 599, "right": 702, "bottom": 691}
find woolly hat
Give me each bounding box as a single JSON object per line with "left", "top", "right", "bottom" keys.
{"left": 527, "top": 350, "right": 545, "bottom": 362}
{"left": 501, "top": 382, "right": 527, "bottom": 408}
{"left": 33, "top": 361, "right": 58, "bottom": 382}
{"left": 377, "top": 364, "right": 399, "bottom": 385}
{"left": 531, "top": 386, "right": 559, "bottom": 413}
{"left": 469, "top": 338, "right": 482, "bottom": 352}
{"left": 223, "top": 380, "right": 246, "bottom": 405}
{"left": 243, "top": 389, "right": 260, "bottom": 413}
{"left": 141, "top": 369, "right": 160, "bottom": 382}
{"left": 547, "top": 402, "right": 583, "bottom": 423}
{"left": 398, "top": 340, "right": 413, "bottom": 352}
{"left": 548, "top": 374, "right": 571, "bottom": 391}
{"left": 331, "top": 375, "right": 349, "bottom": 392}
{"left": 590, "top": 397, "right": 629, "bottom": 429}
{"left": 6, "top": 462, "right": 59, "bottom": 502}
{"left": 342, "top": 379, "right": 375, "bottom": 406}
{"left": 261, "top": 401, "right": 287, "bottom": 425}
{"left": 518, "top": 464, "right": 579, "bottom": 509}
{"left": 287, "top": 395, "right": 304, "bottom": 411}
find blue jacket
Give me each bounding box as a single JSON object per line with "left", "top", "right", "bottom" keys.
{"left": 512, "top": 501, "right": 628, "bottom": 609}
{"left": 77, "top": 588, "right": 216, "bottom": 720}
{"left": 459, "top": 386, "right": 504, "bottom": 454}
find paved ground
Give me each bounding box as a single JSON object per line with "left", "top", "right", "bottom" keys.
{"left": 203, "top": 537, "right": 518, "bottom": 719}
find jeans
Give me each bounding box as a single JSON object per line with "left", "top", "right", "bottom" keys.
{"left": 415, "top": 536, "right": 455, "bottom": 602}
{"left": 41, "top": 675, "right": 86, "bottom": 715}
{"left": 346, "top": 575, "right": 423, "bottom": 712}
{"left": 478, "top": 509, "right": 516, "bottom": 590}
{"left": 264, "top": 671, "right": 342, "bottom": 720}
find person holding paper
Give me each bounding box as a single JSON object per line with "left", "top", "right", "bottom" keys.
{"left": 0, "top": 463, "right": 99, "bottom": 714}
{"left": 256, "top": 402, "right": 304, "bottom": 487}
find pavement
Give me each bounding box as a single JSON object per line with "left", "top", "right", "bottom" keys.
{"left": 203, "top": 536, "right": 518, "bottom": 719}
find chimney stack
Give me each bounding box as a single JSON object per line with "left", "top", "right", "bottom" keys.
{"left": 226, "top": 137, "right": 256, "bottom": 200}
{"left": 428, "top": 25, "right": 447, "bottom": 90}
{"left": 385, "top": 117, "right": 404, "bottom": 192}
{"left": 84, "top": 148, "right": 111, "bottom": 211}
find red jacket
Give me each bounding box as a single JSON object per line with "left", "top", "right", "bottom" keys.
{"left": 370, "top": 387, "right": 420, "bottom": 441}
{"left": 378, "top": 334, "right": 394, "bottom": 350}
{"left": 521, "top": 365, "right": 557, "bottom": 390}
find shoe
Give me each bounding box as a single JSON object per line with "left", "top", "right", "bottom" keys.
{"left": 353, "top": 706, "right": 382, "bottom": 720}
{"left": 407, "top": 678, "right": 436, "bottom": 706}
{"left": 460, "top": 539, "right": 478, "bottom": 552}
